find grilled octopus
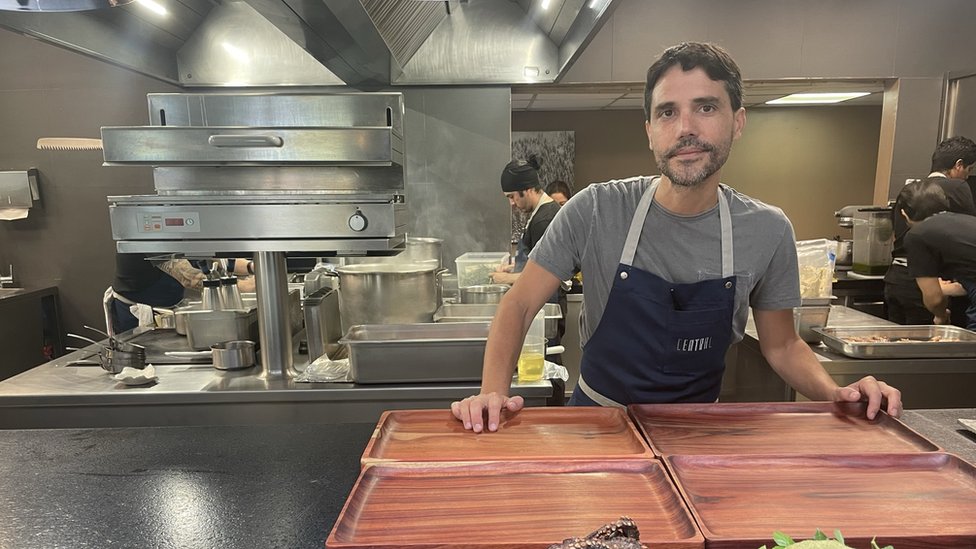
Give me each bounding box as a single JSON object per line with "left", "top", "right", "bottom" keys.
{"left": 547, "top": 517, "right": 646, "bottom": 549}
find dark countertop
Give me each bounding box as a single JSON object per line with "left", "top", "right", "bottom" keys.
{"left": 0, "top": 410, "right": 972, "bottom": 548}
{"left": 0, "top": 421, "right": 375, "bottom": 549}
{"left": 0, "top": 285, "right": 58, "bottom": 304}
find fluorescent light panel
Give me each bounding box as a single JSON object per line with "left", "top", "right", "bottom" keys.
{"left": 765, "top": 92, "right": 871, "bottom": 105}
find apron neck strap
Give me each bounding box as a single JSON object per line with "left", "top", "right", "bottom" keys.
{"left": 620, "top": 178, "right": 735, "bottom": 278}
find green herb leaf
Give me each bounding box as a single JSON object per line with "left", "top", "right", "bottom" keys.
{"left": 812, "top": 529, "right": 828, "bottom": 540}
{"left": 834, "top": 530, "right": 845, "bottom": 544}
{"left": 772, "top": 531, "right": 795, "bottom": 546}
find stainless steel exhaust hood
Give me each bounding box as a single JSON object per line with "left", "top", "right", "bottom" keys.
{"left": 0, "top": 0, "right": 616, "bottom": 88}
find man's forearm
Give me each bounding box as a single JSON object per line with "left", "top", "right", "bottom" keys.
{"left": 763, "top": 338, "right": 838, "bottom": 401}
{"left": 480, "top": 298, "right": 529, "bottom": 394}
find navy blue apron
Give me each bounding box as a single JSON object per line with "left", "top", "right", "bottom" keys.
{"left": 569, "top": 178, "right": 736, "bottom": 406}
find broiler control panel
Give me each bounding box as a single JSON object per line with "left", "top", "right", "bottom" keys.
{"left": 138, "top": 212, "right": 201, "bottom": 233}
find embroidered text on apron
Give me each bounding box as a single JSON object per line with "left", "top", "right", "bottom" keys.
{"left": 570, "top": 178, "right": 736, "bottom": 406}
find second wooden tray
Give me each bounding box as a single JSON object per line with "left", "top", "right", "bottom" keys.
{"left": 665, "top": 452, "right": 976, "bottom": 549}
{"left": 328, "top": 459, "right": 704, "bottom": 549}
{"left": 628, "top": 401, "right": 940, "bottom": 456}
{"left": 361, "top": 407, "right": 653, "bottom": 464}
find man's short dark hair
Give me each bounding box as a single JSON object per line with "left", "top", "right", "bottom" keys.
{"left": 898, "top": 179, "right": 950, "bottom": 222}
{"left": 930, "top": 136, "right": 976, "bottom": 173}
{"left": 643, "top": 42, "right": 743, "bottom": 121}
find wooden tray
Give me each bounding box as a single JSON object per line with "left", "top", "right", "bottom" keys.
{"left": 628, "top": 401, "right": 940, "bottom": 456}
{"left": 361, "top": 408, "right": 653, "bottom": 465}
{"left": 327, "top": 460, "right": 704, "bottom": 549}
{"left": 664, "top": 452, "right": 976, "bottom": 549}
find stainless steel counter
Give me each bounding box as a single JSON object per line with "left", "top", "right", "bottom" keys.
{"left": 726, "top": 305, "right": 976, "bottom": 407}
{"left": 0, "top": 329, "right": 552, "bottom": 429}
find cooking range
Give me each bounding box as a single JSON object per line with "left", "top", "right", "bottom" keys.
{"left": 100, "top": 92, "right": 407, "bottom": 375}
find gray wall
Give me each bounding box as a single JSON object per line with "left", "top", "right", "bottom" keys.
{"left": 0, "top": 30, "right": 178, "bottom": 337}
{"left": 401, "top": 88, "right": 512, "bottom": 266}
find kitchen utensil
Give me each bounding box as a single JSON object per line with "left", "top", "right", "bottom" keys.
{"left": 166, "top": 340, "right": 257, "bottom": 370}
{"left": 100, "top": 347, "right": 146, "bottom": 374}
{"left": 340, "top": 322, "right": 489, "bottom": 383}
{"left": 816, "top": 325, "right": 976, "bottom": 358}
{"left": 211, "top": 340, "right": 257, "bottom": 370}
{"left": 793, "top": 305, "right": 830, "bottom": 343}
{"left": 35, "top": 137, "right": 103, "bottom": 151}
{"left": 458, "top": 283, "right": 509, "bottom": 304}
{"left": 202, "top": 278, "right": 223, "bottom": 310}
{"left": 67, "top": 332, "right": 102, "bottom": 347}
{"left": 343, "top": 236, "right": 443, "bottom": 269}
{"left": 334, "top": 262, "right": 440, "bottom": 333}
{"left": 517, "top": 335, "right": 546, "bottom": 382}
{"left": 183, "top": 308, "right": 257, "bottom": 350}
{"left": 434, "top": 302, "right": 563, "bottom": 338}
{"left": 454, "top": 251, "right": 510, "bottom": 288}
{"left": 835, "top": 238, "right": 853, "bottom": 266}
{"left": 219, "top": 276, "right": 244, "bottom": 310}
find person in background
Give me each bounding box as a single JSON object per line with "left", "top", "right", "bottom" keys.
{"left": 545, "top": 179, "right": 574, "bottom": 207}
{"left": 898, "top": 179, "right": 976, "bottom": 328}
{"left": 885, "top": 136, "right": 976, "bottom": 325}
{"left": 452, "top": 41, "right": 901, "bottom": 433}
{"left": 105, "top": 255, "right": 257, "bottom": 334}
{"left": 105, "top": 254, "right": 204, "bottom": 334}
{"left": 490, "top": 154, "right": 561, "bottom": 286}
{"left": 490, "top": 154, "right": 567, "bottom": 371}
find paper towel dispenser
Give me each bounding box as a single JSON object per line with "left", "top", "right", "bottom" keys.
{"left": 0, "top": 168, "right": 40, "bottom": 220}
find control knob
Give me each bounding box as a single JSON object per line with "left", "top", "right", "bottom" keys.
{"left": 348, "top": 210, "right": 368, "bottom": 232}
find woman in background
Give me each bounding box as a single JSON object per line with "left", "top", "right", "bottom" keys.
{"left": 545, "top": 179, "right": 573, "bottom": 207}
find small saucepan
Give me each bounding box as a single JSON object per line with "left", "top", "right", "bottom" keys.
{"left": 165, "top": 340, "right": 257, "bottom": 370}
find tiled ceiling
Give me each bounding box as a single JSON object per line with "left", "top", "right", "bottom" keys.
{"left": 512, "top": 79, "right": 888, "bottom": 111}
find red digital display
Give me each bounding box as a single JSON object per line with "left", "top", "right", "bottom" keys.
{"left": 164, "top": 218, "right": 185, "bottom": 227}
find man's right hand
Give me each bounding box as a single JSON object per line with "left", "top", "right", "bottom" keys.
{"left": 450, "top": 393, "right": 524, "bottom": 433}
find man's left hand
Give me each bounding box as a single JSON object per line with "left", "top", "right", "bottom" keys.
{"left": 833, "top": 375, "right": 902, "bottom": 419}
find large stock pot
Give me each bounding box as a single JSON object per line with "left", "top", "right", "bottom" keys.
{"left": 343, "top": 236, "right": 443, "bottom": 269}
{"left": 335, "top": 262, "right": 441, "bottom": 333}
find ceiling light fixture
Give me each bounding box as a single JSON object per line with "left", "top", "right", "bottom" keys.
{"left": 765, "top": 92, "right": 871, "bottom": 105}
{"left": 541, "top": 0, "right": 550, "bottom": 9}
{"left": 135, "top": 0, "right": 166, "bottom": 15}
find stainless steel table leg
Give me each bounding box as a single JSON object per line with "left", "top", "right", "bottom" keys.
{"left": 254, "top": 252, "right": 294, "bottom": 379}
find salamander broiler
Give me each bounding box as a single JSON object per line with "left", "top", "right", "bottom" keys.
{"left": 101, "top": 93, "right": 406, "bottom": 376}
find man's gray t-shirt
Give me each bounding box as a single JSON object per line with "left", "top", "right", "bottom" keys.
{"left": 529, "top": 176, "right": 801, "bottom": 347}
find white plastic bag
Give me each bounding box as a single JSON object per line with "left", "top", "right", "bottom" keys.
{"left": 795, "top": 239, "right": 837, "bottom": 300}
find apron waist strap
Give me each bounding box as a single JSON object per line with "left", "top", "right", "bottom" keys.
{"left": 577, "top": 375, "right": 625, "bottom": 408}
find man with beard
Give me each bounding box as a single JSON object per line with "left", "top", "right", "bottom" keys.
{"left": 451, "top": 42, "right": 902, "bottom": 432}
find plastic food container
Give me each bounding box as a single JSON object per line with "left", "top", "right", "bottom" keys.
{"left": 793, "top": 305, "right": 830, "bottom": 343}
{"left": 455, "top": 252, "right": 510, "bottom": 288}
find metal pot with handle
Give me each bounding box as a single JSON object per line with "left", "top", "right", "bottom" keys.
{"left": 335, "top": 262, "right": 441, "bottom": 333}
{"left": 343, "top": 236, "right": 443, "bottom": 269}
{"left": 165, "top": 340, "right": 257, "bottom": 370}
